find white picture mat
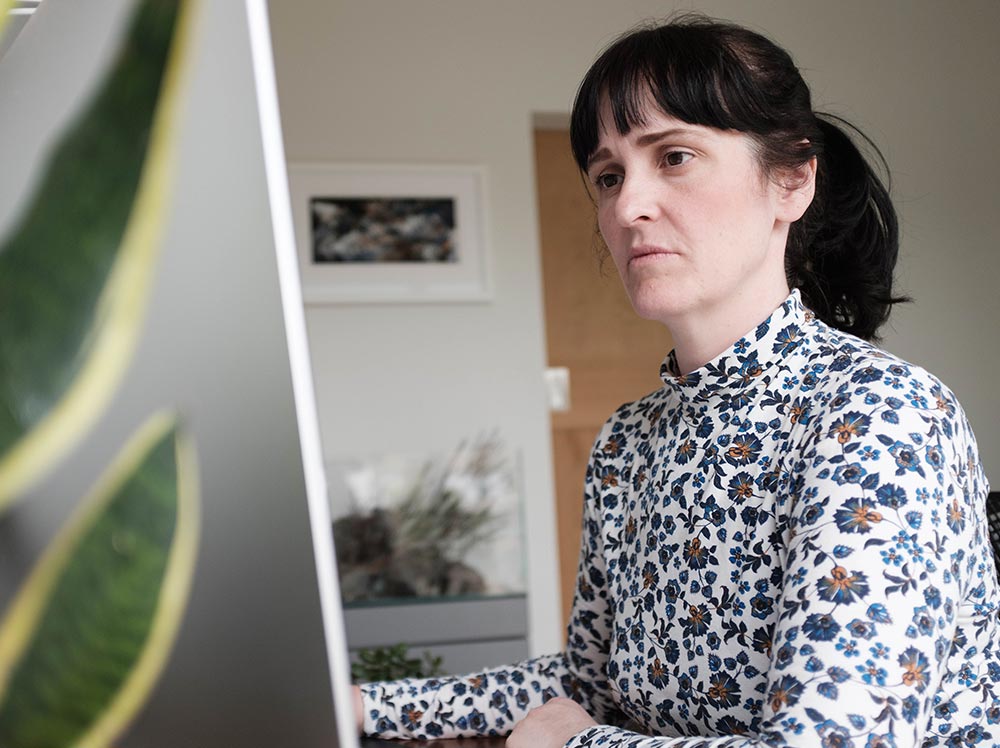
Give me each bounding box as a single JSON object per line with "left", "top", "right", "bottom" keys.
{"left": 288, "top": 163, "right": 491, "bottom": 304}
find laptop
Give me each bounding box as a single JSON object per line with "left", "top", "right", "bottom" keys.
{"left": 0, "top": 1, "right": 406, "bottom": 745}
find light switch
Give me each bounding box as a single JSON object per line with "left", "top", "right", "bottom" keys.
{"left": 544, "top": 367, "right": 570, "bottom": 412}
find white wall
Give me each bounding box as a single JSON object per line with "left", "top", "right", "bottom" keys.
{"left": 269, "top": 0, "right": 1000, "bottom": 655}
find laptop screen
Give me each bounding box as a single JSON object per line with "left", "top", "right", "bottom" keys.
{"left": 0, "top": 1, "right": 356, "bottom": 745}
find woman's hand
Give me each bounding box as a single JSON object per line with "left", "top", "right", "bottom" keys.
{"left": 352, "top": 685, "right": 363, "bottom": 734}
{"left": 506, "top": 697, "right": 597, "bottom": 748}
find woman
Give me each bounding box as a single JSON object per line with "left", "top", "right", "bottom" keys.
{"left": 355, "top": 16, "right": 997, "bottom": 747}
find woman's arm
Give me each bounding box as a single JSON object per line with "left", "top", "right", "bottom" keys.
{"left": 358, "top": 428, "right": 625, "bottom": 740}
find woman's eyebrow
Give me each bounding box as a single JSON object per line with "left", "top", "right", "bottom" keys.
{"left": 635, "top": 127, "right": 701, "bottom": 147}
{"left": 587, "top": 148, "right": 612, "bottom": 170}
{"left": 588, "top": 127, "right": 703, "bottom": 169}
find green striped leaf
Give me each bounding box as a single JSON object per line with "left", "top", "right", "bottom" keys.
{"left": 0, "top": 1, "right": 13, "bottom": 40}
{"left": 0, "top": 412, "right": 200, "bottom": 748}
{"left": 0, "top": 0, "right": 194, "bottom": 511}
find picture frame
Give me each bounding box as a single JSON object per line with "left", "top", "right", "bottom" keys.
{"left": 287, "top": 163, "right": 491, "bottom": 304}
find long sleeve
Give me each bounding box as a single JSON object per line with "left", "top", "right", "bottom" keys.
{"left": 360, "top": 429, "right": 626, "bottom": 740}
{"left": 360, "top": 654, "right": 576, "bottom": 739}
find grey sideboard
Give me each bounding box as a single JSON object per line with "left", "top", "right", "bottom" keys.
{"left": 344, "top": 593, "right": 530, "bottom": 676}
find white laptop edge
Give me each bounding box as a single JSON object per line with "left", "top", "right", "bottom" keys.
{"left": 244, "top": 2, "right": 360, "bottom": 746}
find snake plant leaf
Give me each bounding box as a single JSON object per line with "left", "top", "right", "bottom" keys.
{"left": 0, "top": 0, "right": 194, "bottom": 511}
{"left": 0, "top": 1, "right": 13, "bottom": 40}
{"left": 0, "top": 411, "right": 200, "bottom": 748}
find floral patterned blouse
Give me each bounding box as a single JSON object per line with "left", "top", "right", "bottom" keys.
{"left": 361, "top": 291, "right": 998, "bottom": 747}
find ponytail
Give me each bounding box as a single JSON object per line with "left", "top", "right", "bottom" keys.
{"left": 785, "top": 114, "right": 909, "bottom": 341}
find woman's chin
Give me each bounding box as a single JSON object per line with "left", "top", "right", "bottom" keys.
{"left": 626, "top": 287, "right": 688, "bottom": 326}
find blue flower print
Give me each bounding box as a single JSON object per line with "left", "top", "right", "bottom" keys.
{"left": 803, "top": 613, "right": 841, "bottom": 642}
{"left": 683, "top": 537, "right": 712, "bottom": 569}
{"left": 847, "top": 619, "right": 877, "bottom": 640}
{"left": 924, "top": 444, "right": 945, "bottom": 471}
{"left": 515, "top": 688, "right": 530, "bottom": 709}
{"left": 767, "top": 674, "right": 805, "bottom": 712}
{"left": 818, "top": 682, "right": 839, "bottom": 699}
{"left": 829, "top": 412, "right": 872, "bottom": 444}
{"left": 852, "top": 365, "right": 884, "bottom": 384}
{"left": 867, "top": 603, "right": 892, "bottom": 623}
{"left": 773, "top": 324, "right": 802, "bottom": 356}
{"left": 901, "top": 694, "right": 922, "bottom": 723}
{"left": 836, "top": 637, "right": 861, "bottom": 658}
{"left": 675, "top": 438, "right": 696, "bottom": 464}
{"left": 647, "top": 657, "right": 668, "bottom": 688}
{"left": 946, "top": 498, "right": 967, "bottom": 534}
{"left": 816, "top": 719, "right": 853, "bottom": 748}
{"left": 899, "top": 647, "right": 932, "bottom": 693}
{"left": 857, "top": 659, "right": 888, "bottom": 686}
{"left": 869, "top": 642, "right": 891, "bottom": 660}
{"left": 400, "top": 704, "right": 424, "bottom": 730}
{"left": 833, "top": 498, "right": 884, "bottom": 534}
{"left": 599, "top": 465, "right": 621, "bottom": 489}
{"left": 682, "top": 604, "right": 712, "bottom": 637}
{"left": 886, "top": 440, "right": 924, "bottom": 476}
{"left": 706, "top": 672, "right": 742, "bottom": 708}
{"left": 833, "top": 462, "right": 866, "bottom": 485}
{"left": 924, "top": 586, "right": 943, "bottom": 610}
{"left": 828, "top": 666, "right": 852, "bottom": 683}
{"left": 774, "top": 643, "right": 796, "bottom": 670}
{"left": 800, "top": 501, "right": 825, "bottom": 526}
{"left": 424, "top": 722, "right": 443, "bottom": 737}
{"left": 602, "top": 433, "right": 628, "bottom": 457}
{"left": 750, "top": 592, "right": 775, "bottom": 620}
{"left": 817, "top": 566, "right": 870, "bottom": 604}
{"left": 724, "top": 433, "right": 763, "bottom": 466}
{"left": 359, "top": 291, "right": 996, "bottom": 747}
{"left": 910, "top": 606, "right": 935, "bottom": 637}
{"left": 875, "top": 483, "right": 907, "bottom": 509}
{"left": 728, "top": 472, "right": 756, "bottom": 501}
{"left": 864, "top": 733, "right": 896, "bottom": 748}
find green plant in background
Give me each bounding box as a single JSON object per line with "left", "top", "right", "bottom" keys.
{"left": 334, "top": 433, "right": 512, "bottom": 601}
{"left": 351, "top": 644, "right": 445, "bottom": 684}
{"left": 394, "top": 439, "right": 503, "bottom": 565}
{"left": 0, "top": 1, "right": 200, "bottom": 746}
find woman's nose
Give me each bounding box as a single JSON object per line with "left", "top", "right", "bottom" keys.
{"left": 614, "top": 173, "right": 661, "bottom": 226}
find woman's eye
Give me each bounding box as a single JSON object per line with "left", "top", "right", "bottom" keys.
{"left": 595, "top": 173, "right": 622, "bottom": 190}
{"left": 663, "top": 151, "right": 693, "bottom": 167}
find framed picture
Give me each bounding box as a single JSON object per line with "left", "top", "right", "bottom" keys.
{"left": 287, "top": 163, "right": 491, "bottom": 304}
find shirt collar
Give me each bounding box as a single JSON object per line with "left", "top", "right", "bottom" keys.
{"left": 659, "top": 289, "right": 810, "bottom": 403}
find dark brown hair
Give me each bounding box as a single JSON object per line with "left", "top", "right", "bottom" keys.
{"left": 569, "top": 15, "right": 908, "bottom": 341}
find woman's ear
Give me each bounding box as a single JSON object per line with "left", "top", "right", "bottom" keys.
{"left": 774, "top": 156, "right": 817, "bottom": 224}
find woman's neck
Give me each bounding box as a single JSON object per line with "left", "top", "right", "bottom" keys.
{"left": 667, "top": 283, "right": 791, "bottom": 376}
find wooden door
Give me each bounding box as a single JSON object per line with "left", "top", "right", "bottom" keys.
{"left": 533, "top": 128, "right": 674, "bottom": 626}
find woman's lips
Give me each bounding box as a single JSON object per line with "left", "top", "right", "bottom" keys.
{"left": 629, "top": 245, "right": 680, "bottom": 265}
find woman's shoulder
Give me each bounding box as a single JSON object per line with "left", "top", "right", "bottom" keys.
{"left": 799, "top": 319, "right": 972, "bottom": 446}
{"left": 804, "top": 319, "right": 958, "bottom": 408}
{"left": 589, "top": 386, "right": 673, "bottom": 456}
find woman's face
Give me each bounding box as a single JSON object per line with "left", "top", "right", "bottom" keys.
{"left": 586, "top": 100, "right": 805, "bottom": 332}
